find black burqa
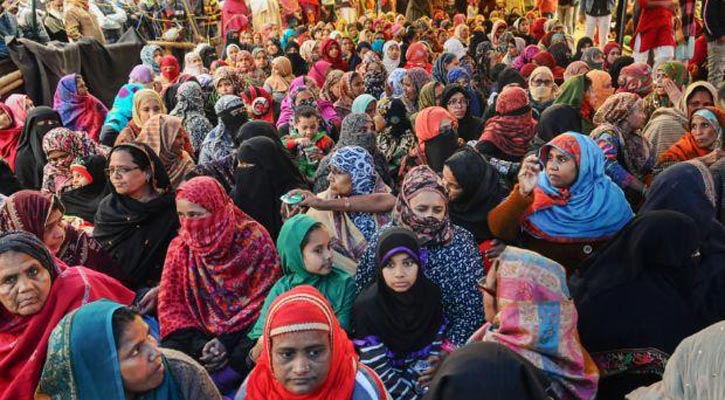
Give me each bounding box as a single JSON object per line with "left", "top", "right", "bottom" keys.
{"left": 14, "top": 106, "right": 62, "bottom": 190}
{"left": 440, "top": 84, "right": 485, "bottom": 142}
{"left": 93, "top": 142, "right": 179, "bottom": 290}
{"left": 352, "top": 227, "right": 444, "bottom": 355}
{"left": 284, "top": 41, "right": 309, "bottom": 77}
{"left": 424, "top": 342, "right": 551, "bottom": 400}
{"left": 0, "top": 158, "right": 22, "bottom": 196}
{"left": 233, "top": 136, "right": 307, "bottom": 239}
{"left": 59, "top": 154, "right": 110, "bottom": 222}
{"left": 574, "top": 211, "right": 701, "bottom": 399}
{"left": 444, "top": 148, "right": 508, "bottom": 243}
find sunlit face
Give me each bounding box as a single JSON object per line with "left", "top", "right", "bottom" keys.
{"left": 328, "top": 165, "right": 353, "bottom": 196}
{"left": 76, "top": 76, "right": 88, "bottom": 96}
{"left": 294, "top": 115, "right": 321, "bottom": 139}
{"left": 342, "top": 38, "right": 354, "bottom": 55}
{"left": 302, "top": 227, "right": 333, "bottom": 276}
{"left": 409, "top": 190, "right": 447, "bottom": 221}
{"left": 459, "top": 26, "right": 470, "bottom": 40}
{"left": 118, "top": 316, "right": 166, "bottom": 394}
{"left": 0, "top": 110, "right": 11, "bottom": 130}
{"left": 686, "top": 90, "right": 715, "bottom": 117}
{"left": 42, "top": 209, "right": 66, "bottom": 255}
{"left": 271, "top": 330, "right": 331, "bottom": 395}
{"left": 446, "top": 92, "right": 468, "bottom": 119}
{"left": 71, "top": 170, "right": 91, "bottom": 189}
{"left": 545, "top": 147, "right": 578, "bottom": 188}
{"left": 137, "top": 98, "right": 163, "bottom": 124}
{"left": 240, "top": 31, "right": 252, "bottom": 44}
{"left": 108, "top": 150, "right": 150, "bottom": 199}
{"left": 386, "top": 44, "right": 400, "bottom": 61}
{"left": 216, "top": 79, "right": 235, "bottom": 95}
{"left": 382, "top": 252, "right": 419, "bottom": 293}
{"left": 189, "top": 55, "right": 203, "bottom": 69}
{"left": 176, "top": 198, "right": 211, "bottom": 219}
{"left": 441, "top": 165, "right": 463, "bottom": 202}
{"left": 403, "top": 76, "right": 416, "bottom": 102}
{"left": 311, "top": 44, "right": 321, "bottom": 62}
{"left": 507, "top": 43, "right": 519, "bottom": 57}
{"left": 690, "top": 115, "right": 719, "bottom": 149}
{"left": 227, "top": 46, "right": 240, "bottom": 60}
{"left": 0, "top": 251, "right": 52, "bottom": 316}
{"left": 239, "top": 56, "right": 254, "bottom": 71}
{"left": 350, "top": 75, "right": 365, "bottom": 97}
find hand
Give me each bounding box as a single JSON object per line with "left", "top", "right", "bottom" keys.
{"left": 517, "top": 154, "right": 541, "bottom": 196}
{"left": 484, "top": 239, "right": 506, "bottom": 260}
{"left": 200, "top": 338, "right": 228, "bottom": 372}
{"left": 138, "top": 286, "right": 159, "bottom": 315}
{"left": 417, "top": 355, "right": 442, "bottom": 389}
{"left": 291, "top": 189, "right": 323, "bottom": 208}
{"left": 661, "top": 77, "right": 682, "bottom": 104}
{"left": 295, "top": 137, "right": 312, "bottom": 147}
{"left": 697, "top": 149, "right": 725, "bottom": 166}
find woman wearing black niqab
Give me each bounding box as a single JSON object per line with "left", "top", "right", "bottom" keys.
{"left": 284, "top": 41, "right": 309, "bottom": 77}
{"left": 14, "top": 107, "right": 63, "bottom": 190}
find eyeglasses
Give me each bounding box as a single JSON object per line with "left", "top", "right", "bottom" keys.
{"left": 105, "top": 166, "right": 141, "bottom": 176}
{"left": 448, "top": 99, "right": 468, "bottom": 108}
{"left": 476, "top": 275, "right": 496, "bottom": 297}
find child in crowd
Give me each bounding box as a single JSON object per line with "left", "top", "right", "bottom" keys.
{"left": 280, "top": 105, "right": 334, "bottom": 180}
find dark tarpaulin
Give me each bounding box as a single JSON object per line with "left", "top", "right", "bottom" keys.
{"left": 8, "top": 29, "right": 145, "bottom": 108}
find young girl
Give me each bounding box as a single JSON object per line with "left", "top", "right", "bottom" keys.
{"left": 353, "top": 227, "right": 453, "bottom": 399}
{"left": 247, "top": 214, "right": 355, "bottom": 361}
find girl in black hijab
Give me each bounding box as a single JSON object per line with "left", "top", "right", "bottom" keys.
{"left": 442, "top": 148, "right": 509, "bottom": 245}
{"left": 284, "top": 41, "right": 309, "bottom": 77}
{"left": 233, "top": 136, "right": 307, "bottom": 239}
{"left": 93, "top": 142, "right": 179, "bottom": 290}
{"left": 440, "top": 84, "right": 485, "bottom": 143}
{"left": 574, "top": 211, "right": 702, "bottom": 399}
{"left": 352, "top": 227, "right": 447, "bottom": 399}
{"left": 59, "top": 155, "right": 109, "bottom": 222}
{"left": 14, "top": 107, "right": 63, "bottom": 190}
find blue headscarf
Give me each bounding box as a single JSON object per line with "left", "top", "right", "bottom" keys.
{"left": 330, "top": 145, "right": 377, "bottom": 195}
{"left": 432, "top": 53, "right": 457, "bottom": 84}
{"left": 387, "top": 68, "right": 407, "bottom": 98}
{"left": 103, "top": 83, "right": 144, "bottom": 133}
{"left": 351, "top": 94, "right": 377, "bottom": 114}
{"left": 141, "top": 44, "right": 163, "bottom": 73}
{"left": 281, "top": 28, "right": 295, "bottom": 50}
{"left": 523, "top": 133, "right": 633, "bottom": 242}
{"left": 447, "top": 66, "right": 482, "bottom": 117}
{"left": 372, "top": 39, "right": 385, "bottom": 55}
{"left": 37, "top": 299, "right": 181, "bottom": 399}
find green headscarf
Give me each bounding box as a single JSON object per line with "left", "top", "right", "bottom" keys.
{"left": 659, "top": 61, "right": 688, "bottom": 88}
{"left": 248, "top": 214, "right": 355, "bottom": 339}
{"left": 418, "top": 81, "right": 442, "bottom": 110}
{"left": 37, "top": 300, "right": 181, "bottom": 399}
{"left": 553, "top": 74, "right": 594, "bottom": 134}
{"left": 351, "top": 94, "right": 377, "bottom": 114}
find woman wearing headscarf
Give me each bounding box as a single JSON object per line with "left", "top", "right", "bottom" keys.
{"left": 4, "top": 94, "right": 32, "bottom": 127}
{"left": 0, "top": 231, "right": 134, "bottom": 400}
{"left": 115, "top": 89, "right": 167, "bottom": 146}
{"left": 382, "top": 40, "right": 401, "bottom": 74}
{"left": 53, "top": 73, "right": 108, "bottom": 142}
{"left": 352, "top": 227, "right": 450, "bottom": 399}
{"left": 442, "top": 147, "right": 509, "bottom": 249}
{"left": 351, "top": 94, "right": 377, "bottom": 115}
{"left": 404, "top": 42, "right": 432, "bottom": 73}
{"left": 199, "top": 95, "right": 247, "bottom": 164}
{"left": 655, "top": 106, "right": 724, "bottom": 171}
{"left": 616, "top": 62, "right": 653, "bottom": 98}
{"left": 532, "top": 50, "right": 565, "bottom": 84}
{"left": 225, "top": 44, "right": 241, "bottom": 68}
{"left": 359, "top": 53, "right": 387, "bottom": 100}
{"left": 563, "top": 61, "right": 590, "bottom": 81}
{"left": 432, "top": 53, "right": 458, "bottom": 85}
{"left": 643, "top": 80, "right": 719, "bottom": 160}
{"left": 401, "top": 106, "right": 460, "bottom": 180}
{"left": 0, "top": 103, "right": 22, "bottom": 172}
{"left": 320, "top": 69, "right": 344, "bottom": 105}
{"left": 334, "top": 71, "right": 365, "bottom": 121}
{"left": 471, "top": 246, "right": 599, "bottom": 400}
{"left": 512, "top": 45, "right": 540, "bottom": 71}
{"left": 307, "top": 59, "right": 332, "bottom": 89}
{"left": 602, "top": 41, "right": 622, "bottom": 70}
{"left": 386, "top": 68, "right": 407, "bottom": 98}
{"left": 136, "top": 114, "right": 196, "bottom": 188}
{"left": 169, "top": 81, "right": 214, "bottom": 153}
{"left": 100, "top": 83, "right": 145, "bottom": 146}
{"left": 553, "top": 73, "right": 598, "bottom": 134}
{"left": 159, "top": 177, "right": 281, "bottom": 383}
{"left": 160, "top": 55, "right": 182, "bottom": 89}
{"left": 140, "top": 44, "right": 163, "bottom": 73}
{"left": 354, "top": 165, "right": 485, "bottom": 346}
{"left": 237, "top": 285, "right": 389, "bottom": 399}
{"left": 402, "top": 67, "right": 432, "bottom": 114}
{"left": 263, "top": 56, "right": 295, "bottom": 105}
{"left": 574, "top": 211, "right": 702, "bottom": 398}
{"left": 376, "top": 97, "right": 416, "bottom": 186}
{"left": 586, "top": 69, "right": 615, "bottom": 111}
{"left": 36, "top": 300, "right": 222, "bottom": 400}
{"left": 440, "top": 84, "right": 484, "bottom": 143}
{"left": 526, "top": 66, "right": 557, "bottom": 120}
{"left": 13, "top": 107, "right": 62, "bottom": 190}
{"left": 284, "top": 41, "right": 309, "bottom": 77}
{"left": 478, "top": 86, "right": 537, "bottom": 163}
{"left": 94, "top": 142, "right": 180, "bottom": 290}
{"left": 488, "top": 133, "right": 633, "bottom": 273}
{"left": 40, "top": 127, "right": 103, "bottom": 195}
{"left": 233, "top": 136, "right": 308, "bottom": 239}
{"left": 443, "top": 38, "right": 468, "bottom": 62}
{"left": 580, "top": 47, "right": 604, "bottom": 70}
{"left": 591, "top": 92, "right": 653, "bottom": 202}
{"left": 642, "top": 61, "right": 688, "bottom": 117}
{"left": 320, "top": 37, "right": 348, "bottom": 71}
{"left": 277, "top": 76, "right": 341, "bottom": 131}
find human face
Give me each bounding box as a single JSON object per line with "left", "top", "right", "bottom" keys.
{"left": 507, "top": 43, "right": 518, "bottom": 57}
{"left": 176, "top": 198, "right": 211, "bottom": 219}
{"left": 606, "top": 48, "right": 621, "bottom": 66}
{"left": 43, "top": 209, "right": 66, "bottom": 255}
{"left": 691, "top": 115, "right": 719, "bottom": 149}
{"left": 365, "top": 101, "right": 377, "bottom": 117}
{"left": 302, "top": 227, "right": 333, "bottom": 276}
{"left": 403, "top": 76, "right": 416, "bottom": 102}
{"left": 0, "top": 110, "right": 11, "bottom": 130}
{"left": 216, "top": 79, "right": 234, "bottom": 95}
{"left": 239, "top": 56, "right": 254, "bottom": 71}
{"left": 47, "top": 150, "right": 72, "bottom": 169}
{"left": 311, "top": 44, "right": 321, "bottom": 62}
{"left": 519, "top": 19, "right": 529, "bottom": 33}
{"left": 328, "top": 44, "right": 340, "bottom": 59}
{"left": 254, "top": 51, "right": 268, "bottom": 69}
{"left": 686, "top": 90, "right": 714, "bottom": 117}
{"left": 438, "top": 31, "right": 449, "bottom": 43}
{"left": 294, "top": 90, "right": 315, "bottom": 107}
{"left": 583, "top": 86, "right": 598, "bottom": 111}
{"left": 386, "top": 44, "right": 400, "bottom": 61}
{"left": 161, "top": 64, "right": 176, "bottom": 78}
{"left": 108, "top": 150, "right": 150, "bottom": 199}
{"left": 327, "top": 165, "right": 353, "bottom": 196}
{"left": 441, "top": 165, "right": 463, "bottom": 202}
{"left": 137, "top": 98, "right": 163, "bottom": 124}
{"left": 76, "top": 76, "right": 88, "bottom": 96}
{"left": 118, "top": 316, "right": 165, "bottom": 394}
{"left": 227, "top": 46, "right": 239, "bottom": 60}
{"left": 446, "top": 92, "right": 468, "bottom": 120}
{"left": 382, "top": 252, "right": 419, "bottom": 293}
{"left": 409, "top": 190, "right": 447, "bottom": 221}
{"left": 271, "top": 330, "right": 331, "bottom": 395}
{"left": 627, "top": 103, "right": 647, "bottom": 130}
{"left": 434, "top": 84, "right": 444, "bottom": 104}
{"left": 266, "top": 40, "right": 280, "bottom": 55}
{"left": 366, "top": 62, "right": 382, "bottom": 75}
{"left": 459, "top": 26, "right": 470, "bottom": 40}
{"left": 71, "top": 170, "right": 91, "bottom": 188}
{"left": 351, "top": 74, "right": 365, "bottom": 98}
{"left": 190, "top": 55, "right": 203, "bottom": 70}
{"left": 240, "top": 31, "right": 252, "bottom": 44}
{"left": 342, "top": 38, "right": 354, "bottom": 56}
{"left": 0, "top": 251, "right": 52, "bottom": 316}
{"left": 545, "top": 147, "right": 578, "bottom": 188}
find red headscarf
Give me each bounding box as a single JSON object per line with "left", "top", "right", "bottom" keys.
{"left": 414, "top": 106, "right": 457, "bottom": 152}
{"left": 0, "top": 103, "right": 22, "bottom": 171}
{"left": 1, "top": 257, "right": 133, "bottom": 400}
{"left": 532, "top": 51, "right": 564, "bottom": 81}
{"left": 405, "top": 42, "right": 432, "bottom": 73}
{"left": 602, "top": 41, "right": 621, "bottom": 69}
{"left": 320, "top": 38, "right": 348, "bottom": 71}
{"left": 245, "top": 285, "right": 373, "bottom": 400}
{"left": 158, "top": 177, "right": 282, "bottom": 338}
{"left": 480, "top": 86, "right": 537, "bottom": 158}
{"left": 531, "top": 17, "right": 547, "bottom": 41}
{"left": 242, "top": 86, "right": 275, "bottom": 123}
{"left": 160, "top": 55, "right": 181, "bottom": 84}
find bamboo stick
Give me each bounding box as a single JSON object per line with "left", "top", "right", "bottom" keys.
{"left": 0, "top": 70, "right": 22, "bottom": 88}
{"left": 0, "top": 78, "right": 24, "bottom": 96}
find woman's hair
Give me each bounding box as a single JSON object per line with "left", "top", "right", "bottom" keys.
{"left": 112, "top": 306, "right": 140, "bottom": 348}
{"left": 110, "top": 144, "right": 152, "bottom": 173}
{"left": 687, "top": 86, "right": 714, "bottom": 102}
{"left": 300, "top": 222, "right": 324, "bottom": 251}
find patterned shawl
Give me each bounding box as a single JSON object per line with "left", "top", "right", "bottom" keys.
{"left": 40, "top": 128, "right": 103, "bottom": 194}
{"left": 137, "top": 114, "right": 196, "bottom": 188}
{"left": 53, "top": 74, "right": 108, "bottom": 142}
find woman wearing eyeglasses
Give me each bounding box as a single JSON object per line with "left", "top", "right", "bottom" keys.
{"left": 440, "top": 84, "right": 484, "bottom": 143}
{"left": 94, "top": 142, "right": 180, "bottom": 290}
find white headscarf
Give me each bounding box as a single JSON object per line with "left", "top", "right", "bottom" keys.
{"left": 382, "top": 40, "right": 401, "bottom": 74}
{"left": 443, "top": 38, "right": 468, "bottom": 61}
